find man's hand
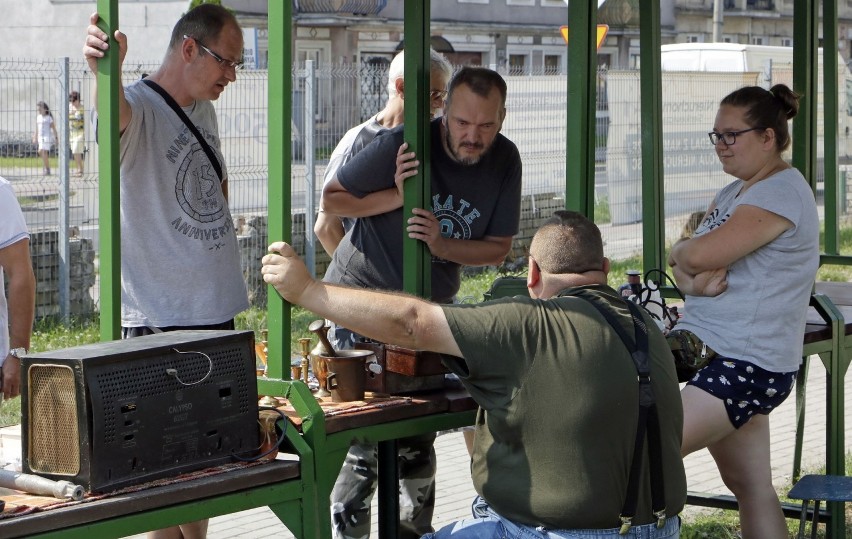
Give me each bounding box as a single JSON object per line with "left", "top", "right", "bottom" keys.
{"left": 407, "top": 207, "right": 443, "bottom": 252}
{"left": 394, "top": 142, "right": 419, "bottom": 199}
{"left": 83, "top": 12, "right": 128, "bottom": 73}
{"left": 261, "top": 242, "right": 315, "bottom": 305}
{"left": 2, "top": 355, "right": 20, "bottom": 400}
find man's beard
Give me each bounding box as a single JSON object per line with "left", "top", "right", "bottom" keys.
{"left": 445, "top": 128, "right": 490, "bottom": 166}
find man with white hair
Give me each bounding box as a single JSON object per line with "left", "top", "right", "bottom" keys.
{"left": 314, "top": 49, "right": 452, "bottom": 257}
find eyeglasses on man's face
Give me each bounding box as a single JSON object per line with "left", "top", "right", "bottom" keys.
{"left": 184, "top": 35, "right": 244, "bottom": 70}
{"left": 707, "top": 127, "right": 764, "bottom": 146}
{"left": 429, "top": 89, "right": 448, "bottom": 101}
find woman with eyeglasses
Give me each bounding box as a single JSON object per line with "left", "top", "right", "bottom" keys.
{"left": 668, "top": 84, "right": 819, "bottom": 538}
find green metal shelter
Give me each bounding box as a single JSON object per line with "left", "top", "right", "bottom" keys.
{"left": 91, "top": 0, "right": 850, "bottom": 536}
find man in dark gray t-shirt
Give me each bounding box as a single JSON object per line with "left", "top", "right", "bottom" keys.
{"left": 320, "top": 66, "right": 522, "bottom": 539}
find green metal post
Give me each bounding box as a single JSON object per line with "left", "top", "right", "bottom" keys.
{"left": 792, "top": 0, "right": 817, "bottom": 192}
{"left": 807, "top": 294, "right": 848, "bottom": 538}
{"left": 824, "top": 1, "right": 839, "bottom": 256}
{"left": 402, "top": 0, "right": 431, "bottom": 300}
{"left": 267, "top": 0, "right": 293, "bottom": 381}
{"left": 639, "top": 2, "right": 665, "bottom": 274}
{"left": 565, "top": 0, "right": 595, "bottom": 217}
{"left": 95, "top": 0, "right": 120, "bottom": 342}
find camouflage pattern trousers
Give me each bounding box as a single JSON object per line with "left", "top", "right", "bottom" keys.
{"left": 330, "top": 432, "right": 438, "bottom": 539}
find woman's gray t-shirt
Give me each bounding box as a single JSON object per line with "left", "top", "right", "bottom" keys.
{"left": 677, "top": 167, "right": 819, "bottom": 372}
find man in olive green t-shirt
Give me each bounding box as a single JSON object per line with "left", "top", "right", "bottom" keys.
{"left": 261, "top": 210, "right": 686, "bottom": 538}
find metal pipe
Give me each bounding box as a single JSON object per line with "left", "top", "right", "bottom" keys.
{"left": 0, "top": 470, "right": 84, "bottom": 501}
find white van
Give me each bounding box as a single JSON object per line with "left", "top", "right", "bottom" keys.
{"left": 661, "top": 43, "right": 791, "bottom": 75}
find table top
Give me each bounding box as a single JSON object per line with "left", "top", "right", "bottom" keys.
{"left": 0, "top": 458, "right": 300, "bottom": 538}
{"left": 805, "top": 282, "right": 852, "bottom": 345}
{"left": 281, "top": 387, "right": 476, "bottom": 435}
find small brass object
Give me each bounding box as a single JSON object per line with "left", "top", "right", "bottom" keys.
{"left": 307, "top": 320, "right": 333, "bottom": 398}
{"left": 298, "top": 337, "right": 312, "bottom": 385}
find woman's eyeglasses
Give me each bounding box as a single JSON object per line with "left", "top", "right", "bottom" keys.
{"left": 184, "top": 35, "right": 244, "bottom": 70}
{"left": 707, "top": 127, "right": 764, "bottom": 146}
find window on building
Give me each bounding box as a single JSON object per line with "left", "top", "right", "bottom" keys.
{"left": 723, "top": 35, "right": 735, "bottom": 43}
{"left": 544, "top": 54, "right": 561, "bottom": 74}
{"left": 509, "top": 54, "right": 528, "bottom": 75}
{"left": 747, "top": 0, "right": 774, "bottom": 9}
{"left": 752, "top": 36, "right": 765, "bottom": 45}
{"left": 506, "top": 0, "right": 535, "bottom": 4}
{"left": 630, "top": 53, "right": 641, "bottom": 69}
{"left": 686, "top": 34, "right": 702, "bottom": 43}
{"left": 781, "top": 38, "right": 793, "bottom": 47}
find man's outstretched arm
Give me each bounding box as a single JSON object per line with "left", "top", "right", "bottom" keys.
{"left": 261, "top": 242, "right": 462, "bottom": 358}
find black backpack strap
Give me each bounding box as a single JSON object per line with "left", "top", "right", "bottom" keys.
{"left": 142, "top": 79, "right": 223, "bottom": 182}
{"left": 568, "top": 290, "right": 667, "bottom": 534}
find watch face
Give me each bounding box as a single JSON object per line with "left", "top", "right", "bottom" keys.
{"left": 9, "top": 348, "right": 27, "bottom": 358}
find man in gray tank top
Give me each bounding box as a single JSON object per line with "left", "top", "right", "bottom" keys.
{"left": 83, "top": 5, "right": 249, "bottom": 538}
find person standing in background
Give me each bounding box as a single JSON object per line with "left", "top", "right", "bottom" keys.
{"left": 69, "top": 91, "right": 85, "bottom": 177}
{"left": 83, "top": 4, "right": 249, "bottom": 537}
{"left": 314, "top": 48, "right": 452, "bottom": 257}
{"left": 34, "top": 101, "right": 58, "bottom": 176}
{"left": 321, "top": 66, "right": 523, "bottom": 539}
{"left": 0, "top": 176, "right": 36, "bottom": 401}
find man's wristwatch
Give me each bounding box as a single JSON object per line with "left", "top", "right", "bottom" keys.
{"left": 8, "top": 347, "right": 28, "bottom": 359}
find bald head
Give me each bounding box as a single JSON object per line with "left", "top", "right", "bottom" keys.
{"left": 529, "top": 210, "right": 605, "bottom": 275}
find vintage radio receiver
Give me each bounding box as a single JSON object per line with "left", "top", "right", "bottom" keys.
{"left": 21, "top": 330, "right": 260, "bottom": 493}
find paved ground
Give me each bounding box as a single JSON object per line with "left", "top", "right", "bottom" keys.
{"left": 118, "top": 355, "right": 852, "bottom": 539}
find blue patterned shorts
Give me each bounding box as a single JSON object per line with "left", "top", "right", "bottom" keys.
{"left": 686, "top": 357, "right": 797, "bottom": 428}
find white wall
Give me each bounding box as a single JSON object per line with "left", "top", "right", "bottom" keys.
{"left": 3, "top": 0, "right": 186, "bottom": 64}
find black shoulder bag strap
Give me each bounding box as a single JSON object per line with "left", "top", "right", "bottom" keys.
{"left": 569, "top": 290, "right": 667, "bottom": 535}
{"left": 141, "top": 79, "right": 223, "bottom": 182}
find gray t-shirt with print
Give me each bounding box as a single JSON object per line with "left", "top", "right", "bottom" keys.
{"left": 677, "top": 167, "right": 819, "bottom": 372}
{"left": 118, "top": 81, "right": 248, "bottom": 328}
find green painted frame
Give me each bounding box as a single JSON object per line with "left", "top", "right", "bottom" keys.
{"left": 90, "top": 0, "right": 851, "bottom": 536}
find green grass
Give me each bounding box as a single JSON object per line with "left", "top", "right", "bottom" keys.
{"left": 0, "top": 155, "right": 57, "bottom": 169}
{"left": 595, "top": 195, "right": 611, "bottom": 224}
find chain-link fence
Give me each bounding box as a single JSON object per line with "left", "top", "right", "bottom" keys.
{"left": 1, "top": 59, "right": 836, "bottom": 319}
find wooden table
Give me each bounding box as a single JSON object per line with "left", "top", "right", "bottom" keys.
{"left": 0, "top": 458, "right": 309, "bottom": 539}
{"left": 259, "top": 378, "right": 477, "bottom": 539}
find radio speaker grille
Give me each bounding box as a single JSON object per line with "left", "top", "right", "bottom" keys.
{"left": 28, "top": 365, "right": 80, "bottom": 475}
